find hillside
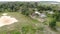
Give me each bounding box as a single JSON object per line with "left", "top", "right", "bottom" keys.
{"left": 0, "top": 1, "right": 59, "bottom": 34}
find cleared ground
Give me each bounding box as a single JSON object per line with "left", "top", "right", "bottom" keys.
{"left": 0, "top": 12, "right": 41, "bottom": 34}
{"left": 0, "top": 12, "right": 60, "bottom": 34}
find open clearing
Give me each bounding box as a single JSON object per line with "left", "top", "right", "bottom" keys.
{"left": 0, "top": 12, "right": 60, "bottom": 34}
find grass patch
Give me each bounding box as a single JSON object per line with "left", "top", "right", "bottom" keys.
{"left": 0, "top": 12, "right": 41, "bottom": 34}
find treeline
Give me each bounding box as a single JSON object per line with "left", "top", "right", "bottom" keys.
{"left": 0, "top": 2, "right": 59, "bottom": 12}
{"left": 0, "top": 2, "right": 60, "bottom": 19}
{"left": 0, "top": 2, "right": 60, "bottom": 20}
{"left": 0, "top": 2, "right": 37, "bottom": 12}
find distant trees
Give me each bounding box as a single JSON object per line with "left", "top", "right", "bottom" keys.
{"left": 0, "top": 2, "right": 21, "bottom": 12}
{"left": 0, "top": 2, "right": 60, "bottom": 18}
{"left": 0, "top": 2, "right": 58, "bottom": 12}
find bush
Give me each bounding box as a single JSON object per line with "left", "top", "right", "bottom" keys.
{"left": 49, "top": 18, "right": 56, "bottom": 30}
{"left": 21, "top": 25, "right": 36, "bottom": 34}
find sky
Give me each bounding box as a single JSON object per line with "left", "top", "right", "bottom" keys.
{"left": 0, "top": 0, "right": 60, "bottom": 2}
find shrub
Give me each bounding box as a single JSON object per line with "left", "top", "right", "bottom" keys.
{"left": 49, "top": 18, "right": 56, "bottom": 30}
